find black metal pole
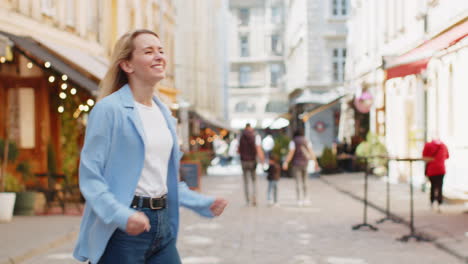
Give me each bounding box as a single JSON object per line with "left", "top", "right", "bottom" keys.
{"left": 352, "top": 158, "right": 378, "bottom": 231}
{"left": 377, "top": 158, "right": 401, "bottom": 224}
{"left": 398, "top": 160, "right": 430, "bottom": 242}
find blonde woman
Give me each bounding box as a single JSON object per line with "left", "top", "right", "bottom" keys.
{"left": 73, "top": 29, "right": 227, "bottom": 264}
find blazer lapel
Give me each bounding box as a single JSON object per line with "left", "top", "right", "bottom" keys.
{"left": 118, "top": 85, "right": 146, "bottom": 146}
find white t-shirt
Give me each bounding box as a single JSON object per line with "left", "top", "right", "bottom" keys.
{"left": 134, "top": 100, "right": 173, "bottom": 198}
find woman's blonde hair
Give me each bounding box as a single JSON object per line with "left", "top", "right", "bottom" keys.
{"left": 98, "top": 29, "right": 159, "bottom": 100}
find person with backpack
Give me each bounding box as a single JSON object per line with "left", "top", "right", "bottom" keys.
{"left": 282, "top": 129, "right": 319, "bottom": 206}
{"left": 238, "top": 123, "right": 265, "bottom": 206}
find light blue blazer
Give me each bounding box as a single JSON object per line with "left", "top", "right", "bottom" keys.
{"left": 73, "top": 84, "right": 214, "bottom": 263}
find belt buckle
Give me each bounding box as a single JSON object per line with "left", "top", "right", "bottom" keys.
{"left": 150, "top": 197, "right": 163, "bottom": 210}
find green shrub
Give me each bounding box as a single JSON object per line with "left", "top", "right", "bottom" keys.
{"left": 355, "top": 132, "right": 388, "bottom": 175}
{"left": 319, "top": 147, "right": 338, "bottom": 173}
{"left": 5, "top": 173, "right": 24, "bottom": 193}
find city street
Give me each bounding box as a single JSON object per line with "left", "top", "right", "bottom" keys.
{"left": 3, "top": 168, "right": 466, "bottom": 264}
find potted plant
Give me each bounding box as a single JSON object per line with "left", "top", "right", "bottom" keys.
{"left": 0, "top": 139, "right": 19, "bottom": 222}
{"left": 355, "top": 132, "right": 388, "bottom": 176}
{"left": 318, "top": 147, "right": 338, "bottom": 174}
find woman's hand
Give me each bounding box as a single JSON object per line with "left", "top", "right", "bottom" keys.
{"left": 126, "top": 212, "right": 150, "bottom": 236}
{"left": 210, "top": 198, "right": 228, "bottom": 216}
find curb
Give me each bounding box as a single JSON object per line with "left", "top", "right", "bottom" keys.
{"left": 0, "top": 231, "right": 78, "bottom": 264}
{"left": 320, "top": 177, "right": 468, "bottom": 264}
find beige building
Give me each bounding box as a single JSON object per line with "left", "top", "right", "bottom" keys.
{"left": 174, "top": 0, "right": 229, "bottom": 150}
{"left": 0, "top": 0, "right": 177, "bottom": 182}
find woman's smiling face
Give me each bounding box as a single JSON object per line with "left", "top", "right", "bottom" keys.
{"left": 126, "top": 33, "right": 166, "bottom": 84}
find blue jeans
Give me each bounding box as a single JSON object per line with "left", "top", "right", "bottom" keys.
{"left": 96, "top": 207, "right": 181, "bottom": 264}
{"left": 267, "top": 180, "right": 278, "bottom": 202}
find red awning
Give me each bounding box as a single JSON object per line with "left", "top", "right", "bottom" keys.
{"left": 386, "top": 19, "right": 468, "bottom": 80}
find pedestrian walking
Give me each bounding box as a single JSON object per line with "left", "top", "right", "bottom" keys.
{"left": 282, "top": 129, "right": 319, "bottom": 206}
{"left": 423, "top": 138, "right": 449, "bottom": 212}
{"left": 238, "top": 123, "right": 265, "bottom": 206}
{"left": 265, "top": 154, "right": 281, "bottom": 206}
{"left": 73, "top": 29, "right": 227, "bottom": 264}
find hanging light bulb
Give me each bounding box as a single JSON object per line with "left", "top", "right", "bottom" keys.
{"left": 84, "top": 105, "right": 90, "bottom": 112}
{"left": 61, "top": 75, "right": 68, "bottom": 81}
{"left": 27, "top": 62, "right": 33, "bottom": 69}
{"left": 70, "top": 88, "right": 77, "bottom": 95}
{"left": 87, "top": 99, "right": 95, "bottom": 106}
{"left": 48, "top": 76, "right": 55, "bottom": 83}
{"left": 58, "top": 106, "right": 64, "bottom": 113}
{"left": 59, "top": 92, "right": 67, "bottom": 99}
{"left": 79, "top": 104, "right": 85, "bottom": 111}
{"left": 44, "top": 61, "right": 51, "bottom": 68}
{"left": 61, "top": 83, "right": 68, "bottom": 90}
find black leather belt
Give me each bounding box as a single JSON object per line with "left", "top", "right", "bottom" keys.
{"left": 131, "top": 195, "right": 167, "bottom": 210}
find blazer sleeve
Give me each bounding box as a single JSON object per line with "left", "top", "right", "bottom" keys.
{"left": 178, "top": 181, "right": 215, "bottom": 218}
{"left": 79, "top": 102, "right": 135, "bottom": 231}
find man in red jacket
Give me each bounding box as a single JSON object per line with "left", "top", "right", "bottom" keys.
{"left": 423, "top": 139, "right": 449, "bottom": 212}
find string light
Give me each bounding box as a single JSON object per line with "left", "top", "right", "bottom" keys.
{"left": 70, "top": 88, "right": 77, "bottom": 95}
{"left": 83, "top": 105, "right": 90, "bottom": 112}
{"left": 48, "top": 76, "right": 55, "bottom": 83}
{"left": 59, "top": 92, "right": 67, "bottom": 99}
{"left": 27, "top": 62, "right": 33, "bottom": 69}
{"left": 190, "top": 140, "right": 196, "bottom": 145}
{"left": 79, "top": 104, "right": 85, "bottom": 111}
{"left": 0, "top": 57, "right": 5, "bottom": 63}
{"left": 61, "top": 83, "right": 68, "bottom": 90}
{"left": 87, "top": 99, "right": 95, "bottom": 106}
{"left": 58, "top": 106, "right": 64, "bottom": 113}
{"left": 61, "top": 75, "right": 68, "bottom": 81}
{"left": 44, "top": 61, "right": 51, "bottom": 68}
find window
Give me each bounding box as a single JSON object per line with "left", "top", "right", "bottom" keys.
{"left": 235, "top": 102, "right": 256, "bottom": 113}
{"left": 270, "top": 64, "right": 282, "bottom": 87}
{"left": 66, "top": 0, "right": 75, "bottom": 27}
{"left": 87, "top": 0, "right": 102, "bottom": 40}
{"left": 271, "top": 6, "right": 282, "bottom": 24}
{"left": 239, "top": 65, "right": 251, "bottom": 87}
{"left": 332, "top": 0, "right": 348, "bottom": 17}
{"left": 332, "top": 48, "right": 346, "bottom": 82}
{"left": 271, "top": 35, "right": 282, "bottom": 55}
{"left": 41, "top": 0, "right": 55, "bottom": 16}
{"left": 239, "top": 8, "right": 250, "bottom": 26}
{"left": 265, "top": 101, "right": 288, "bottom": 113}
{"left": 240, "top": 36, "right": 249, "bottom": 57}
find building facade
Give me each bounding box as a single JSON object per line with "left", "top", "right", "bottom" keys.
{"left": 174, "top": 0, "right": 229, "bottom": 151}
{"left": 345, "top": 0, "right": 468, "bottom": 196}
{"left": 228, "top": 0, "right": 289, "bottom": 130}
{"left": 0, "top": 0, "right": 177, "bottom": 183}
{"left": 284, "top": 0, "right": 348, "bottom": 154}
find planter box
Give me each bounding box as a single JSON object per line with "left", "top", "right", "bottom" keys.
{"left": 0, "top": 192, "right": 16, "bottom": 222}
{"left": 14, "top": 191, "right": 37, "bottom": 216}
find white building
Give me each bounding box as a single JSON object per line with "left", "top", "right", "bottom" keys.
{"left": 227, "top": 0, "right": 289, "bottom": 130}
{"left": 345, "top": 0, "right": 468, "bottom": 196}
{"left": 284, "top": 0, "right": 348, "bottom": 154}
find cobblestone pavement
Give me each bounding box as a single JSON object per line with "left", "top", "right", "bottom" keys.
{"left": 11, "top": 172, "right": 466, "bottom": 264}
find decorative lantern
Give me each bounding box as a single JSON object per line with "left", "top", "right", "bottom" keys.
{"left": 354, "top": 91, "right": 373, "bottom": 113}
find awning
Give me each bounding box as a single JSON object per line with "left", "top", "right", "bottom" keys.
{"left": 386, "top": 19, "right": 468, "bottom": 80}
{"left": 0, "top": 30, "right": 99, "bottom": 95}
{"left": 300, "top": 95, "right": 343, "bottom": 122}
{"left": 192, "top": 110, "right": 236, "bottom": 132}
